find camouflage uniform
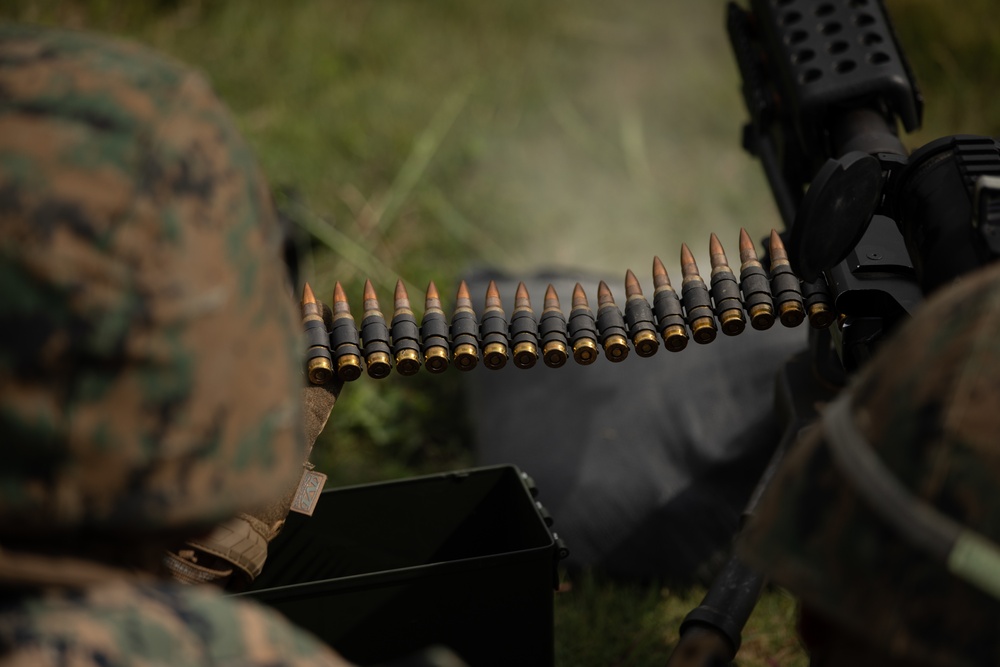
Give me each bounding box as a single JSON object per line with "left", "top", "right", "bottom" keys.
{"left": 0, "top": 23, "right": 349, "bottom": 666}
{"left": 740, "top": 261, "right": 1000, "bottom": 666}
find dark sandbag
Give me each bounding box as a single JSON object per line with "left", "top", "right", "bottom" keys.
{"left": 463, "top": 269, "right": 807, "bottom": 581}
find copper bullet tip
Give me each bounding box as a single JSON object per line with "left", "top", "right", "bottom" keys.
{"left": 739, "top": 228, "right": 758, "bottom": 266}
{"left": 394, "top": 279, "right": 410, "bottom": 311}
{"left": 425, "top": 281, "right": 442, "bottom": 311}
{"left": 624, "top": 269, "right": 643, "bottom": 298}
{"left": 769, "top": 229, "right": 789, "bottom": 266}
{"left": 362, "top": 279, "right": 379, "bottom": 312}
{"left": 652, "top": 256, "right": 672, "bottom": 290}
{"left": 455, "top": 280, "right": 473, "bottom": 310}
{"left": 515, "top": 282, "right": 531, "bottom": 310}
{"left": 543, "top": 284, "right": 560, "bottom": 312}
{"left": 709, "top": 233, "right": 728, "bottom": 269}
{"left": 302, "top": 282, "right": 317, "bottom": 306}
{"left": 680, "top": 243, "right": 700, "bottom": 280}
{"left": 597, "top": 280, "right": 615, "bottom": 308}
{"left": 333, "top": 281, "right": 351, "bottom": 316}
{"left": 485, "top": 280, "right": 503, "bottom": 311}
{"left": 572, "top": 283, "right": 590, "bottom": 310}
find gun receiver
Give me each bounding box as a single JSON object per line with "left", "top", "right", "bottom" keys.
{"left": 667, "top": 2, "right": 1000, "bottom": 664}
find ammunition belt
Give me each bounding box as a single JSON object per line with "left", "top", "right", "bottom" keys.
{"left": 301, "top": 229, "right": 835, "bottom": 382}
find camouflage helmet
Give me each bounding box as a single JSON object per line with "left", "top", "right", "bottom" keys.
{"left": 0, "top": 25, "right": 305, "bottom": 538}
{"left": 740, "top": 261, "right": 1000, "bottom": 666}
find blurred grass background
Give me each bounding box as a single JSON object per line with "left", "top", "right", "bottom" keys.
{"left": 3, "top": 1, "right": 997, "bottom": 664}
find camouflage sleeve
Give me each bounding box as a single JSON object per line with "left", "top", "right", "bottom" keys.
{"left": 0, "top": 580, "right": 354, "bottom": 667}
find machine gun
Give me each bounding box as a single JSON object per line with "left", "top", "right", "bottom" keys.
{"left": 287, "top": 2, "right": 1000, "bottom": 664}
{"left": 665, "top": 0, "right": 1000, "bottom": 664}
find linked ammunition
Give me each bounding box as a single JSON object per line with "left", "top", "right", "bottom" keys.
{"left": 360, "top": 280, "right": 392, "bottom": 379}
{"left": 623, "top": 270, "right": 659, "bottom": 357}
{"left": 330, "top": 281, "right": 363, "bottom": 381}
{"left": 509, "top": 282, "right": 540, "bottom": 369}
{"left": 768, "top": 230, "right": 806, "bottom": 327}
{"left": 801, "top": 276, "right": 836, "bottom": 329}
{"left": 738, "top": 228, "right": 776, "bottom": 330}
{"left": 708, "top": 234, "right": 746, "bottom": 336}
{"left": 539, "top": 285, "right": 569, "bottom": 368}
{"left": 652, "top": 256, "right": 689, "bottom": 352}
{"left": 568, "top": 283, "right": 600, "bottom": 365}
{"left": 680, "top": 244, "right": 718, "bottom": 344}
{"left": 479, "top": 280, "right": 510, "bottom": 370}
{"left": 301, "top": 282, "right": 334, "bottom": 385}
{"left": 390, "top": 280, "right": 422, "bottom": 376}
{"left": 420, "top": 281, "right": 450, "bottom": 374}
{"left": 313, "top": 232, "right": 843, "bottom": 376}
{"left": 450, "top": 280, "right": 480, "bottom": 371}
{"left": 596, "top": 281, "right": 630, "bottom": 362}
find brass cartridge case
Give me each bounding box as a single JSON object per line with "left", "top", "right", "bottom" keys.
{"left": 539, "top": 284, "right": 569, "bottom": 368}
{"left": 331, "top": 281, "right": 362, "bottom": 381}
{"left": 480, "top": 280, "right": 510, "bottom": 370}
{"left": 420, "top": 281, "right": 450, "bottom": 374}
{"left": 509, "top": 282, "right": 540, "bottom": 369}
{"left": 623, "top": 269, "right": 660, "bottom": 357}
{"left": 680, "top": 244, "right": 718, "bottom": 344}
{"left": 568, "top": 283, "right": 599, "bottom": 365}
{"left": 709, "top": 233, "right": 746, "bottom": 336}
{"left": 738, "top": 228, "right": 776, "bottom": 331}
{"left": 652, "top": 256, "right": 689, "bottom": 352}
{"left": 301, "top": 282, "right": 334, "bottom": 385}
{"left": 768, "top": 230, "right": 806, "bottom": 327}
{"left": 596, "top": 281, "right": 630, "bottom": 362}
{"left": 360, "top": 280, "right": 392, "bottom": 379}
{"left": 390, "top": 280, "right": 422, "bottom": 376}
{"left": 450, "top": 280, "right": 480, "bottom": 371}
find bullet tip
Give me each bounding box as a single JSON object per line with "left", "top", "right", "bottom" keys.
{"left": 769, "top": 229, "right": 788, "bottom": 263}
{"left": 484, "top": 279, "right": 503, "bottom": 310}
{"left": 709, "top": 232, "right": 722, "bottom": 253}
{"left": 738, "top": 228, "right": 758, "bottom": 264}
{"left": 680, "top": 243, "right": 699, "bottom": 277}
{"left": 302, "top": 282, "right": 316, "bottom": 305}
{"left": 597, "top": 280, "right": 614, "bottom": 307}
{"left": 652, "top": 256, "right": 671, "bottom": 288}
{"left": 572, "top": 282, "right": 589, "bottom": 309}
{"left": 543, "top": 284, "right": 560, "bottom": 310}
{"left": 333, "top": 281, "right": 346, "bottom": 302}
{"left": 426, "top": 280, "right": 439, "bottom": 300}
{"left": 363, "top": 279, "right": 377, "bottom": 302}
{"left": 457, "top": 280, "right": 471, "bottom": 301}
{"left": 514, "top": 281, "right": 531, "bottom": 309}
{"left": 624, "top": 269, "right": 642, "bottom": 298}
{"left": 709, "top": 233, "right": 728, "bottom": 269}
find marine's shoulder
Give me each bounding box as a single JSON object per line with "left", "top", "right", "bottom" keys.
{"left": 0, "top": 579, "right": 349, "bottom": 667}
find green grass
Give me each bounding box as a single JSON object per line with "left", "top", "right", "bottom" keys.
{"left": 2, "top": 1, "right": 996, "bottom": 664}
